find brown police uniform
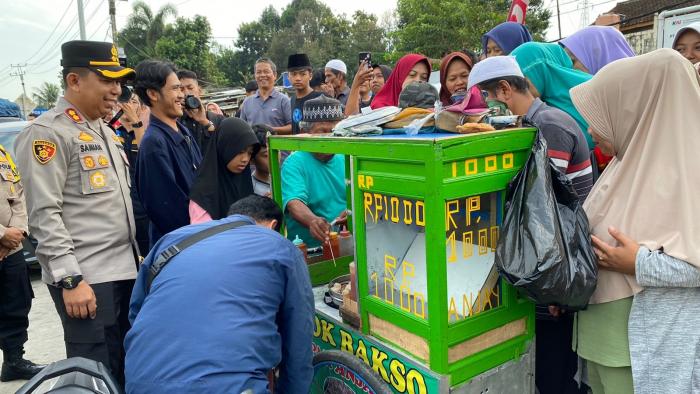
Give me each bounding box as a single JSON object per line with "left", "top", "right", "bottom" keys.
{"left": 13, "top": 40, "right": 137, "bottom": 385}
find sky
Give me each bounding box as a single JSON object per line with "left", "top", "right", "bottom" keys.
{"left": 0, "top": 0, "right": 617, "bottom": 101}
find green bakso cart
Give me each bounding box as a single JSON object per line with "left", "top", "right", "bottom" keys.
{"left": 268, "top": 127, "right": 537, "bottom": 394}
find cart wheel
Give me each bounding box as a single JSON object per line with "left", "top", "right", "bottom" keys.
{"left": 311, "top": 350, "right": 393, "bottom": 394}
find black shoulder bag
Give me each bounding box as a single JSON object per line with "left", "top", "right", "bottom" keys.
{"left": 145, "top": 221, "right": 250, "bottom": 293}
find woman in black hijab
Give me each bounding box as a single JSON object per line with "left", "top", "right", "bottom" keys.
{"left": 189, "top": 118, "right": 260, "bottom": 223}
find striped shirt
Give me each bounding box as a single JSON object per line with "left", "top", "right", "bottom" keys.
{"left": 526, "top": 98, "right": 593, "bottom": 201}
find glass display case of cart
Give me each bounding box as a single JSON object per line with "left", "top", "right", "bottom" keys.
{"left": 269, "top": 128, "right": 537, "bottom": 391}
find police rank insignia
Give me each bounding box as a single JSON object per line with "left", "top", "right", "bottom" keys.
{"left": 83, "top": 156, "right": 96, "bottom": 169}
{"left": 65, "top": 108, "right": 82, "bottom": 123}
{"left": 111, "top": 45, "right": 119, "bottom": 62}
{"left": 78, "top": 132, "right": 94, "bottom": 141}
{"left": 89, "top": 171, "right": 107, "bottom": 189}
{"left": 33, "top": 140, "right": 57, "bottom": 165}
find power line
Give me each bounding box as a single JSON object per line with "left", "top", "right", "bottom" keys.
{"left": 548, "top": 0, "right": 579, "bottom": 10}
{"left": 27, "top": 14, "right": 80, "bottom": 68}
{"left": 23, "top": 0, "right": 75, "bottom": 64}
{"left": 556, "top": 0, "right": 617, "bottom": 17}
{"left": 27, "top": 26, "right": 82, "bottom": 74}
{"left": 25, "top": 0, "right": 107, "bottom": 73}
{"left": 120, "top": 35, "right": 152, "bottom": 59}
{"left": 88, "top": 17, "right": 110, "bottom": 40}
{"left": 29, "top": 9, "right": 108, "bottom": 76}
{"left": 25, "top": 0, "right": 90, "bottom": 69}
{"left": 86, "top": 0, "right": 106, "bottom": 23}
{"left": 548, "top": 0, "right": 698, "bottom": 42}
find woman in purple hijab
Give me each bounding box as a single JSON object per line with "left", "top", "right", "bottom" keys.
{"left": 481, "top": 22, "right": 533, "bottom": 57}
{"left": 559, "top": 26, "right": 635, "bottom": 75}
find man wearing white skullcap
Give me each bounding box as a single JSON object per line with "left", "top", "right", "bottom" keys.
{"left": 324, "top": 59, "right": 350, "bottom": 106}
{"left": 471, "top": 55, "right": 595, "bottom": 394}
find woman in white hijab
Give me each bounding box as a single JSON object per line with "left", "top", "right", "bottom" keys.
{"left": 673, "top": 22, "right": 700, "bottom": 65}
{"left": 570, "top": 49, "right": 700, "bottom": 394}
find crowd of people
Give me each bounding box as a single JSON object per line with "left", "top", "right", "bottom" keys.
{"left": 0, "top": 17, "right": 699, "bottom": 394}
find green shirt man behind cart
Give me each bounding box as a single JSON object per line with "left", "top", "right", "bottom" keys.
{"left": 281, "top": 94, "right": 347, "bottom": 248}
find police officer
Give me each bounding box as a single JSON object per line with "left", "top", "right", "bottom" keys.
{"left": 0, "top": 145, "right": 45, "bottom": 382}
{"left": 15, "top": 40, "right": 139, "bottom": 386}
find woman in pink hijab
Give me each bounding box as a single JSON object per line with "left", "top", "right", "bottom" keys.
{"left": 439, "top": 51, "right": 486, "bottom": 109}
{"left": 370, "top": 54, "right": 431, "bottom": 109}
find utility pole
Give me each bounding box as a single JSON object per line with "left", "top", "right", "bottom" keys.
{"left": 77, "top": 0, "right": 87, "bottom": 40}
{"left": 579, "top": 0, "right": 591, "bottom": 29}
{"left": 10, "top": 64, "right": 28, "bottom": 119}
{"left": 109, "top": 0, "right": 118, "bottom": 44}
{"left": 556, "top": 0, "right": 562, "bottom": 40}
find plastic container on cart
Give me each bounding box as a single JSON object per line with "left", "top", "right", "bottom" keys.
{"left": 322, "top": 232, "right": 340, "bottom": 261}
{"left": 292, "top": 234, "right": 307, "bottom": 262}
{"left": 339, "top": 226, "right": 353, "bottom": 256}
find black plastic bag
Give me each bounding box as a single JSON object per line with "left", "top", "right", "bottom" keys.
{"left": 495, "top": 133, "right": 597, "bottom": 310}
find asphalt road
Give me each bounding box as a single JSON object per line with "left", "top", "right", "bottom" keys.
{"left": 0, "top": 272, "right": 65, "bottom": 393}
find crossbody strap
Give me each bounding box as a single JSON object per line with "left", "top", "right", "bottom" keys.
{"left": 145, "top": 220, "right": 251, "bottom": 293}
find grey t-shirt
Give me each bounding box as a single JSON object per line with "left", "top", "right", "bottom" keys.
{"left": 336, "top": 87, "right": 351, "bottom": 106}
{"left": 240, "top": 89, "right": 292, "bottom": 127}
{"left": 252, "top": 171, "right": 271, "bottom": 197}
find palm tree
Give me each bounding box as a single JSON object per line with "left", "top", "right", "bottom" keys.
{"left": 118, "top": 1, "right": 177, "bottom": 64}
{"left": 32, "top": 82, "right": 60, "bottom": 110}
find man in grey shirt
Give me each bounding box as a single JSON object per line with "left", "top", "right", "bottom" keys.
{"left": 239, "top": 58, "right": 292, "bottom": 135}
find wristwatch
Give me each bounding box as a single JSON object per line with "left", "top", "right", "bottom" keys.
{"left": 59, "top": 275, "right": 83, "bottom": 289}
{"left": 131, "top": 121, "right": 143, "bottom": 128}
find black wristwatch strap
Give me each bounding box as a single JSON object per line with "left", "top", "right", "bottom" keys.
{"left": 131, "top": 121, "right": 143, "bottom": 128}
{"left": 59, "top": 275, "right": 83, "bottom": 289}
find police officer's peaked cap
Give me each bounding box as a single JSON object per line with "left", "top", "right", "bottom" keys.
{"left": 61, "top": 40, "right": 135, "bottom": 80}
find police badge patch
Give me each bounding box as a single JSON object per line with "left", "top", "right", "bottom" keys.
{"left": 33, "top": 140, "right": 57, "bottom": 164}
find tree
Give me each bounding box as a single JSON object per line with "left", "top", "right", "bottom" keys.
{"left": 216, "top": 1, "right": 388, "bottom": 86}
{"left": 265, "top": 0, "right": 387, "bottom": 77}
{"left": 155, "top": 15, "right": 225, "bottom": 86}
{"left": 346, "top": 11, "right": 389, "bottom": 66}
{"left": 217, "top": 47, "right": 255, "bottom": 87}
{"left": 32, "top": 82, "right": 60, "bottom": 109}
{"left": 237, "top": 7, "right": 281, "bottom": 65}
{"left": 118, "top": 1, "right": 177, "bottom": 66}
{"left": 394, "top": 0, "right": 551, "bottom": 59}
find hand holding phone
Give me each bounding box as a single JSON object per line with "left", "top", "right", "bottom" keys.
{"left": 359, "top": 52, "right": 372, "bottom": 67}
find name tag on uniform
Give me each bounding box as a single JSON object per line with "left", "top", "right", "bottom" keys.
{"left": 78, "top": 143, "right": 106, "bottom": 154}
{"left": 0, "top": 162, "right": 15, "bottom": 182}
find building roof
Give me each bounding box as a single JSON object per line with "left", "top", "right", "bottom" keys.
{"left": 608, "top": 0, "right": 700, "bottom": 29}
